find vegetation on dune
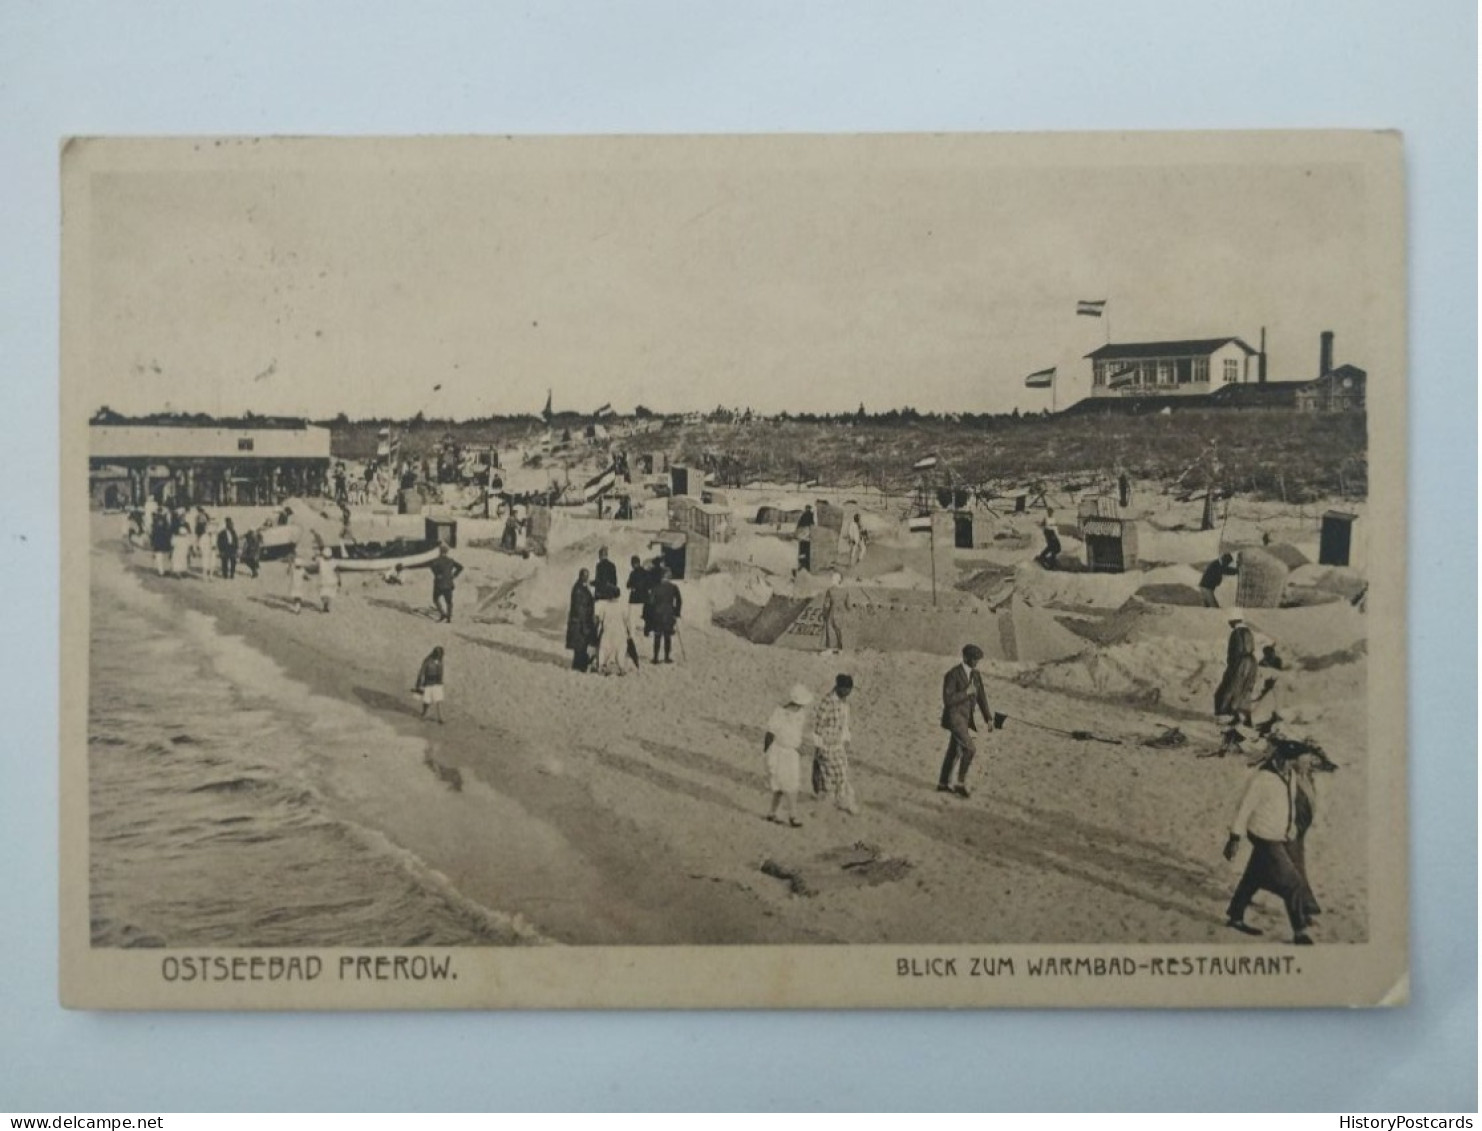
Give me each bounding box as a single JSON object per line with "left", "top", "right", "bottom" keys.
{"left": 94, "top": 404, "right": 1367, "bottom": 502}
{"left": 618, "top": 410, "right": 1368, "bottom": 502}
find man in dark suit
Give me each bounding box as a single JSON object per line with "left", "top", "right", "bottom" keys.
{"left": 938, "top": 643, "right": 994, "bottom": 798}
{"left": 593, "top": 546, "right": 621, "bottom": 601}
{"left": 216, "top": 517, "right": 239, "bottom": 579}
{"left": 646, "top": 567, "right": 682, "bottom": 663}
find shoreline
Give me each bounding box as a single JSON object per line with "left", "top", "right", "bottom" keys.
{"left": 90, "top": 521, "right": 1370, "bottom": 946}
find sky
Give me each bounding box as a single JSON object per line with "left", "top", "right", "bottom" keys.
{"left": 79, "top": 134, "right": 1384, "bottom": 420}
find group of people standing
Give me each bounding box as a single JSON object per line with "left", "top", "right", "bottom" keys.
{"left": 135, "top": 502, "right": 262, "bottom": 582}
{"left": 566, "top": 547, "right": 682, "bottom": 674}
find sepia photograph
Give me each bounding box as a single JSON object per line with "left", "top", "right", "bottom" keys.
{"left": 59, "top": 131, "right": 1407, "bottom": 1009}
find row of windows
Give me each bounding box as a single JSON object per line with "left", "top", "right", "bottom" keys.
{"left": 1091, "top": 357, "right": 1245, "bottom": 387}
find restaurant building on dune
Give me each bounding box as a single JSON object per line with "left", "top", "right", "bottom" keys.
{"left": 88, "top": 418, "right": 332, "bottom": 510}
{"left": 1086, "top": 337, "right": 1261, "bottom": 398}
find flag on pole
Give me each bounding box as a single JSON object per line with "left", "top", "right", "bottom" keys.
{"left": 1024, "top": 367, "right": 1056, "bottom": 389}
{"left": 541, "top": 389, "right": 554, "bottom": 423}
{"left": 912, "top": 454, "right": 940, "bottom": 472}
{"left": 593, "top": 403, "right": 613, "bottom": 419}
{"left": 583, "top": 464, "right": 618, "bottom": 502}
{"left": 907, "top": 514, "right": 933, "bottom": 532}
{"left": 1076, "top": 299, "right": 1106, "bottom": 317}
{"left": 1107, "top": 365, "right": 1137, "bottom": 389}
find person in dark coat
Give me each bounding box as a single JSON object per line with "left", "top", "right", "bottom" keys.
{"left": 593, "top": 546, "right": 621, "bottom": 601}
{"left": 1214, "top": 617, "right": 1258, "bottom": 726}
{"left": 566, "top": 568, "right": 598, "bottom": 672}
{"left": 216, "top": 518, "right": 239, "bottom": 579}
{"left": 149, "top": 511, "right": 173, "bottom": 576}
{"left": 240, "top": 528, "right": 262, "bottom": 578}
{"left": 1199, "top": 553, "right": 1239, "bottom": 607}
{"left": 626, "top": 555, "right": 655, "bottom": 636}
{"left": 646, "top": 567, "right": 682, "bottom": 663}
{"left": 795, "top": 505, "right": 815, "bottom": 572}
{"left": 938, "top": 644, "right": 995, "bottom": 798}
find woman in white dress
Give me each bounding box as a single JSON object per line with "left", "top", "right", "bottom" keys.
{"left": 198, "top": 520, "right": 217, "bottom": 581}
{"left": 593, "top": 597, "right": 629, "bottom": 675}
{"left": 763, "top": 684, "right": 814, "bottom": 827}
{"left": 169, "top": 515, "right": 191, "bottom": 577}
{"left": 287, "top": 554, "right": 305, "bottom": 614}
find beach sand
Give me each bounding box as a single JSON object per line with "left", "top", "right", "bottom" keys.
{"left": 91, "top": 504, "right": 1369, "bottom": 947}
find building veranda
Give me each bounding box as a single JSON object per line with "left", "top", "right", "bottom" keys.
{"left": 88, "top": 418, "right": 332, "bottom": 510}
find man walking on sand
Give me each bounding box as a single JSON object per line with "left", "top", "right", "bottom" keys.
{"left": 938, "top": 644, "right": 994, "bottom": 799}
{"left": 414, "top": 645, "right": 446, "bottom": 724}
{"left": 429, "top": 543, "right": 464, "bottom": 623}
{"left": 811, "top": 673, "right": 859, "bottom": 815}
{"left": 1223, "top": 740, "right": 1325, "bottom": 945}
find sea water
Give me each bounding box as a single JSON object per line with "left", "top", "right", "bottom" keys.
{"left": 88, "top": 556, "right": 533, "bottom": 948}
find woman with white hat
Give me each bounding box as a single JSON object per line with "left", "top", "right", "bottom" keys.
{"left": 763, "top": 684, "right": 814, "bottom": 827}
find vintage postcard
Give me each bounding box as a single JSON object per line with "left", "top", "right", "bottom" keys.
{"left": 60, "top": 132, "right": 1406, "bottom": 1009}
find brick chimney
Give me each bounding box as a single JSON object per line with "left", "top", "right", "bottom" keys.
{"left": 1259, "top": 326, "right": 1267, "bottom": 383}
{"left": 1319, "top": 331, "right": 1334, "bottom": 378}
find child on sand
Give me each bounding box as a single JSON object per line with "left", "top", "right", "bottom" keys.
{"left": 414, "top": 646, "right": 446, "bottom": 724}
{"left": 318, "top": 549, "right": 338, "bottom": 612}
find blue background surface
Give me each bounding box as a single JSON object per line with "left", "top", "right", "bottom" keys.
{"left": 0, "top": 0, "right": 1474, "bottom": 1111}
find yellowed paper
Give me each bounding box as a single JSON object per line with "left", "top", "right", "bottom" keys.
{"left": 60, "top": 132, "right": 1406, "bottom": 1009}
